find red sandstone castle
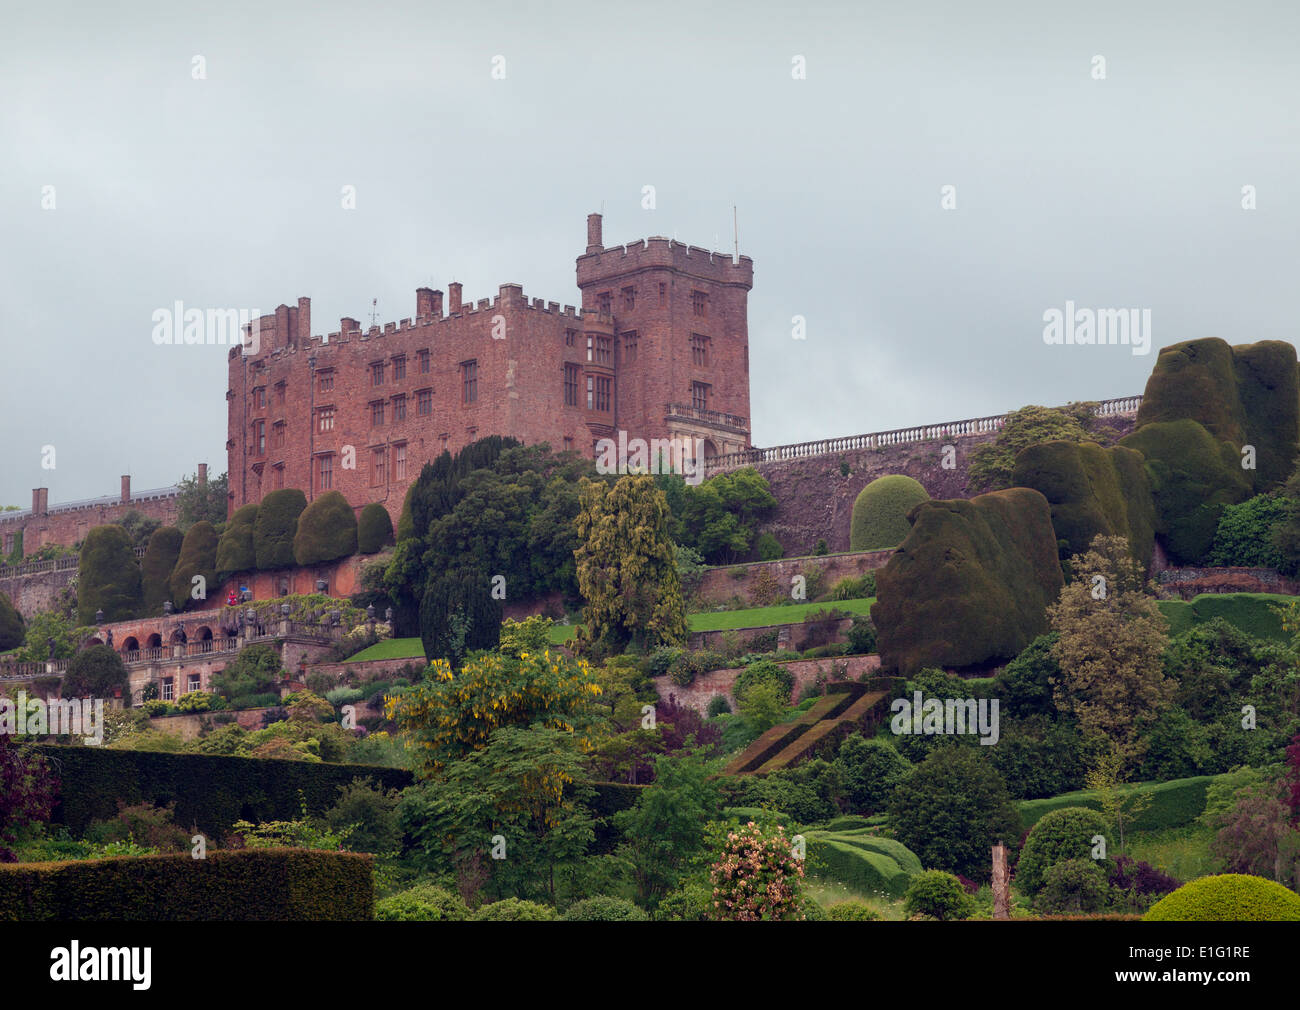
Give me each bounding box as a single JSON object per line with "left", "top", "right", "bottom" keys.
{"left": 226, "top": 213, "right": 755, "bottom": 521}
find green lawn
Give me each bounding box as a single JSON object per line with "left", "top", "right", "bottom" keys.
{"left": 1126, "top": 824, "right": 1217, "bottom": 883}
{"left": 345, "top": 638, "right": 428, "bottom": 662}
{"left": 1157, "top": 592, "right": 1293, "bottom": 643}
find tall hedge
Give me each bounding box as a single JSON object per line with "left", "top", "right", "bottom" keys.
{"left": 169, "top": 521, "right": 219, "bottom": 611}
{"left": 1012, "top": 440, "right": 1156, "bottom": 568}
{"left": 358, "top": 503, "right": 395, "bottom": 554}
{"left": 873, "top": 488, "right": 1064, "bottom": 675}
{"left": 0, "top": 849, "right": 373, "bottom": 921}
{"left": 140, "top": 526, "right": 184, "bottom": 616}
{"left": 419, "top": 569, "right": 503, "bottom": 668}
{"left": 216, "top": 503, "right": 259, "bottom": 579}
{"left": 0, "top": 590, "right": 24, "bottom": 651}
{"left": 293, "top": 491, "right": 358, "bottom": 566}
{"left": 850, "top": 475, "right": 929, "bottom": 551}
{"left": 254, "top": 489, "right": 308, "bottom": 570}
{"left": 77, "top": 525, "right": 143, "bottom": 625}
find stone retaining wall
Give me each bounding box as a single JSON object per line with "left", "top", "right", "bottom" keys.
{"left": 653, "top": 654, "right": 881, "bottom": 715}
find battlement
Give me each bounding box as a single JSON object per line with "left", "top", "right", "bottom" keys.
{"left": 576, "top": 229, "right": 754, "bottom": 288}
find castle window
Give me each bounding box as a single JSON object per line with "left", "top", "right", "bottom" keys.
{"left": 563, "top": 436, "right": 573, "bottom": 453}
{"left": 417, "top": 389, "right": 433, "bottom": 416}
{"left": 372, "top": 448, "right": 386, "bottom": 486}
{"left": 275, "top": 381, "right": 286, "bottom": 404}
{"left": 659, "top": 283, "right": 667, "bottom": 307}
{"left": 587, "top": 375, "right": 593, "bottom": 410}
{"left": 161, "top": 678, "right": 174, "bottom": 702}
{"left": 598, "top": 291, "right": 612, "bottom": 315}
{"left": 692, "top": 290, "right": 708, "bottom": 317}
{"left": 317, "top": 407, "right": 335, "bottom": 432}
{"left": 371, "top": 400, "right": 385, "bottom": 426}
{"left": 691, "top": 333, "right": 710, "bottom": 367}
{"left": 272, "top": 464, "right": 284, "bottom": 490}
{"left": 272, "top": 421, "right": 286, "bottom": 449}
{"left": 461, "top": 360, "right": 478, "bottom": 404}
{"left": 318, "top": 454, "right": 334, "bottom": 491}
{"left": 253, "top": 386, "right": 266, "bottom": 409}
{"left": 318, "top": 371, "right": 334, "bottom": 393}
{"left": 592, "top": 336, "right": 612, "bottom": 366}
{"left": 255, "top": 420, "right": 266, "bottom": 456}
{"left": 394, "top": 443, "right": 407, "bottom": 481}
{"left": 622, "top": 286, "right": 635, "bottom": 311}
{"left": 371, "top": 361, "right": 385, "bottom": 386}
{"left": 187, "top": 673, "right": 201, "bottom": 693}
{"left": 392, "top": 394, "right": 407, "bottom": 422}
{"left": 691, "top": 382, "right": 710, "bottom": 411}
{"left": 393, "top": 356, "right": 406, "bottom": 381}
{"left": 594, "top": 376, "right": 611, "bottom": 412}
{"left": 565, "top": 329, "right": 576, "bottom": 348}
{"left": 621, "top": 331, "right": 638, "bottom": 364}
{"left": 564, "top": 364, "right": 579, "bottom": 406}
{"left": 417, "top": 349, "right": 430, "bottom": 374}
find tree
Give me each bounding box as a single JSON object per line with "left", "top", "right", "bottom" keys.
{"left": 574, "top": 474, "right": 687, "bottom": 656}
{"left": 707, "top": 821, "right": 808, "bottom": 921}
{"left": 969, "top": 404, "right": 1098, "bottom": 493}
{"left": 113, "top": 509, "right": 162, "bottom": 550}
{"left": 0, "top": 591, "right": 24, "bottom": 652}
{"left": 418, "top": 569, "right": 502, "bottom": 670}
{"left": 13, "top": 610, "right": 85, "bottom": 664}
{"left": 1209, "top": 494, "right": 1290, "bottom": 571}
{"left": 1208, "top": 778, "right": 1300, "bottom": 888}
{"left": 903, "top": 870, "right": 975, "bottom": 921}
{"left": 736, "top": 680, "right": 786, "bottom": 736}
{"left": 139, "top": 526, "right": 183, "bottom": 616}
{"left": 1047, "top": 534, "right": 1172, "bottom": 761}
{"left": 168, "top": 521, "right": 218, "bottom": 612}
{"left": 293, "top": 490, "right": 357, "bottom": 565}
{"left": 357, "top": 503, "right": 395, "bottom": 554}
{"left": 668, "top": 467, "right": 778, "bottom": 564}
{"left": 888, "top": 745, "right": 1022, "bottom": 881}
{"left": 833, "top": 735, "right": 912, "bottom": 815}
{"left": 63, "top": 644, "right": 129, "bottom": 698}
{"left": 0, "top": 736, "right": 58, "bottom": 861}
{"left": 210, "top": 643, "right": 283, "bottom": 699}
{"left": 850, "top": 474, "right": 929, "bottom": 551}
{"left": 175, "top": 469, "right": 229, "bottom": 532}
{"left": 1015, "top": 806, "right": 1109, "bottom": 895}
{"left": 77, "top": 525, "right": 143, "bottom": 624}
{"left": 1085, "top": 742, "right": 1153, "bottom": 853}
{"left": 215, "top": 504, "right": 258, "bottom": 579}
{"left": 253, "top": 489, "right": 307, "bottom": 570}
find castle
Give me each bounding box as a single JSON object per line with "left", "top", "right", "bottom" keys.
{"left": 226, "top": 213, "right": 755, "bottom": 521}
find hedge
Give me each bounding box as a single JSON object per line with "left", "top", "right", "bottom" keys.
{"left": 294, "top": 490, "right": 358, "bottom": 566}
{"left": 216, "top": 504, "right": 259, "bottom": 578}
{"left": 849, "top": 475, "right": 929, "bottom": 551}
{"left": 78, "top": 525, "right": 143, "bottom": 624}
{"left": 0, "top": 848, "right": 372, "bottom": 921}
{"left": 1157, "top": 593, "right": 1291, "bottom": 645}
{"left": 1016, "top": 774, "right": 1218, "bottom": 833}
{"left": 139, "top": 526, "right": 184, "bottom": 617}
{"left": 1144, "top": 873, "right": 1300, "bottom": 921}
{"left": 804, "top": 830, "right": 922, "bottom": 898}
{"left": 254, "top": 489, "right": 308, "bottom": 570}
{"left": 168, "top": 521, "right": 219, "bottom": 612}
{"left": 358, "top": 503, "right": 395, "bottom": 554}
{"left": 0, "top": 589, "right": 24, "bottom": 651}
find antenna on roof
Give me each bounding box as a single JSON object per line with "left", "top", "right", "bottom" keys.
{"left": 369, "top": 299, "right": 379, "bottom": 327}
{"left": 733, "top": 204, "right": 739, "bottom": 263}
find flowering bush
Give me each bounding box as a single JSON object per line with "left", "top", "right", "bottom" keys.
{"left": 707, "top": 821, "right": 807, "bottom": 921}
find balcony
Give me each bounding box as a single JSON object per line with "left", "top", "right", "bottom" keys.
{"left": 664, "top": 402, "right": 748, "bottom": 432}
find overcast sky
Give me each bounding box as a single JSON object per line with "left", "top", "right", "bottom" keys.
{"left": 3, "top": 0, "right": 1297, "bottom": 507}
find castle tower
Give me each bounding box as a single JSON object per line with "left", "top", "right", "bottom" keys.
{"left": 575, "top": 213, "right": 754, "bottom": 461}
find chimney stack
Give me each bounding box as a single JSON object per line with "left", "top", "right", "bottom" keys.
{"left": 198, "top": 463, "right": 208, "bottom": 487}
{"left": 120, "top": 476, "right": 131, "bottom": 503}
{"left": 448, "top": 282, "right": 463, "bottom": 315}
{"left": 297, "top": 297, "right": 311, "bottom": 343}
{"left": 586, "top": 212, "right": 603, "bottom": 253}
{"left": 416, "top": 287, "right": 435, "bottom": 320}
{"left": 31, "top": 488, "right": 43, "bottom": 515}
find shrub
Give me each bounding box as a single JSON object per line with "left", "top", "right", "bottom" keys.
{"left": 668, "top": 651, "right": 703, "bottom": 687}
{"left": 357, "top": 503, "right": 395, "bottom": 554}
{"left": 827, "top": 901, "right": 879, "bottom": 921}
{"left": 0, "top": 849, "right": 373, "bottom": 920}
{"left": 1015, "top": 806, "right": 1108, "bottom": 895}
{"left": 733, "top": 659, "right": 796, "bottom": 703}
{"left": 1108, "top": 855, "right": 1179, "bottom": 911}
{"left": 562, "top": 896, "right": 650, "bottom": 921}
{"left": 644, "top": 646, "right": 684, "bottom": 679}
{"left": 814, "top": 539, "right": 828, "bottom": 556}
{"left": 375, "top": 883, "right": 468, "bottom": 921}
{"left": 253, "top": 489, "right": 308, "bottom": 570}
{"left": 903, "top": 870, "right": 975, "bottom": 921}
{"left": 83, "top": 800, "right": 190, "bottom": 852}
{"left": 211, "top": 643, "right": 283, "bottom": 700}
{"left": 215, "top": 504, "right": 259, "bottom": 579}
{"left": 293, "top": 491, "right": 358, "bottom": 566}
{"left": 1036, "top": 857, "right": 1110, "bottom": 914}
{"left": 0, "top": 592, "right": 24, "bottom": 652}
{"left": 845, "top": 614, "right": 877, "bottom": 655}
{"left": 141, "top": 700, "right": 171, "bottom": 717}
{"left": 325, "top": 687, "right": 364, "bottom": 707}
{"left": 77, "top": 525, "right": 143, "bottom": 624}
{"left": 755, "top": 533, "right": 783, "bottom": 561}
{"left": 706, "top": 695, "right": 732, "bottom": 718}
{"left": 168, "top": 521, "right": 219, "bottom": 612}
{"left": 830, "top": 572, "right": 876, "bottom": 601}
{"left": 1208, "top": 494, "right": 1290, "bottom": 569}
{"left": 1144, "top": 873, "right": 1300, "bottom": 921}
{"left": 62, "top": 645, "right": 129, "bottom": 699}
{"left": 850, "top": 475, "right": 929, "bottom": 551}
{"left": 655, "top": 880, "right": 711, "bottom": 921}
{"left": 708, "top": 821, "right": 807, "bottom": 920}
{"left": 323, "top": 777, "right": 402, "bottom": 854}
{"left": 175, "top": 690, "right": 217, "bottom": 713}
{"left": 419, "top": 570, "right": 503, "bottom": 670}
{"left": 139, "top": 527, "right": 184, "bottom": 617}
{"left": 470, "top": 898, "right": 559, "bottom": 921}
{"left": 833, "top": 735, "right": 911, "bottom": 815}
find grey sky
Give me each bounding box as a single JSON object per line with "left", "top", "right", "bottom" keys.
{"left": 3, "top": 0, "right": 1297, "bottom": 507}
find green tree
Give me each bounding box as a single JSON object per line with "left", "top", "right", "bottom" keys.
{"left": 736, "top": 680, "right": 787, "bottom": 736}
{"left": 63, "top": 644, "right": 129, "bottom": 698}
{"left": 968, "top": 404, "right": 1098, "bottom": 493}
{"left": 215, "top": 504, "right": 259, "bottom": 579}
{"left": 293, "top": 490, "right": 357, "bottom": 565}
{"left": 903, "top": 870, "right": 975, "bottom": 921}
{"left": 574, "top": 474, "right": 687, "bottom": 655}
{"left": 418, "top": 569, "right": 503, "bottom": 670}
{"left": 139, "top": 526, "right": 183, "bottom": 616}
{"left": 168, "top": 521, "right": 218, "bottom": 612}
{"left": 1085, "top": 742, "right": 1153, "bottom": 853}
{"left": 210, "top": 643, "right": 283, "bottom": 699}
{"left": 1207, "top": 494, "right": 1289, "bottom": 570}
{"left": 833, "top": 734, "right": 912, "bottom": 815}
{"left": 357, "top": 503, "right": 395, "bottom": 554}
{"left": 253, "top": 489, "right": 307, "bottom": 570}
{"left": 0, "top": 592, "right": 24, "bottom": 652}
{"left": 175, "top": 469, "right": 229, "bottom": 532}
{"left": 77, "top": 525, "right": 143, "bottom": 624}
{"left": 1014, "top": 806, "right": 1109, "bottom": 895}
{"left": 113, "top": 509, "right": 162, "bottom": 550}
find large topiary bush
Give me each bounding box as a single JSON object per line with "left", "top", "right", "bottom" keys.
{"left": 77, "top": 525, "right": 143, "bottom": 624}
{"left": 357, "top": 503, "right": 395, "bottom": 554}
{"left": 850, "top": 475, "right": 930, "bottom": 551}
{"left": 1144, "top": 873, "right": 1300, "bottom": 921}
{"left": 873, "top": 488, "right": 1064, "bottom": 675}
{"left": 216, "top": 504, "right": 259, "bottom": 579}
{"left": 253, "top": 489, "right": 308, "bottom": 570}
{"left": 139, "top": 526, "right": 184, "bottom": 616}
{"left": 0, "top": 590, "right": 25, "bottom": 652}
{"left": 169, "top": 521, "right": 219, "bottom": 611}
{"left": 293, "top": 490, "right": 358, "bottom": 566}
{"left": 1014, "top": 805, "right": 1108, "bottom": 895}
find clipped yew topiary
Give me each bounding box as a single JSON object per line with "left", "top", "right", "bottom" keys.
{"left": 293, "top": 490, "right": 358, "bottom": 566}
{"left": 254, "top": 488, "right": 308, "bottom": 570}
{"left": 1012, "top": 440, "right": 1156, "bottom": 569}
{"left": 1144, "top": 873, "right": 1300, "bottom": 921}
{"left": 873, "top": 488, "right": 1064, "bottom": 675}
{"left": 140, "top": 526, "right": 184, "bottom": 616}
{"left": 0, "top": 590, "right": 25, "bottom": 651}
{"left": 216, "top": 503, "right": 259, "bottom": 579}
{"left": 850, "top": 475, "right": 930, "bottom": 551}
{"left": 169, "top": 521, "right": 219, "bottom": 611}
{"left": 357, "top": 503, "right": 395, "bottom": 554}
{"left": 419, "top": 569, "right": 503, "bottom": 669}
{"left": 1014, "top": 805, "right": 1109, "bottom": 895}
{"left": 77, "top": 525, "right": 143, "bottom": 625}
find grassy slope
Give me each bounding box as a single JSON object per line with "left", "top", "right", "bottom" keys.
{"left": 1156, "top": 592, "right": 1292, "bottom": 643}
